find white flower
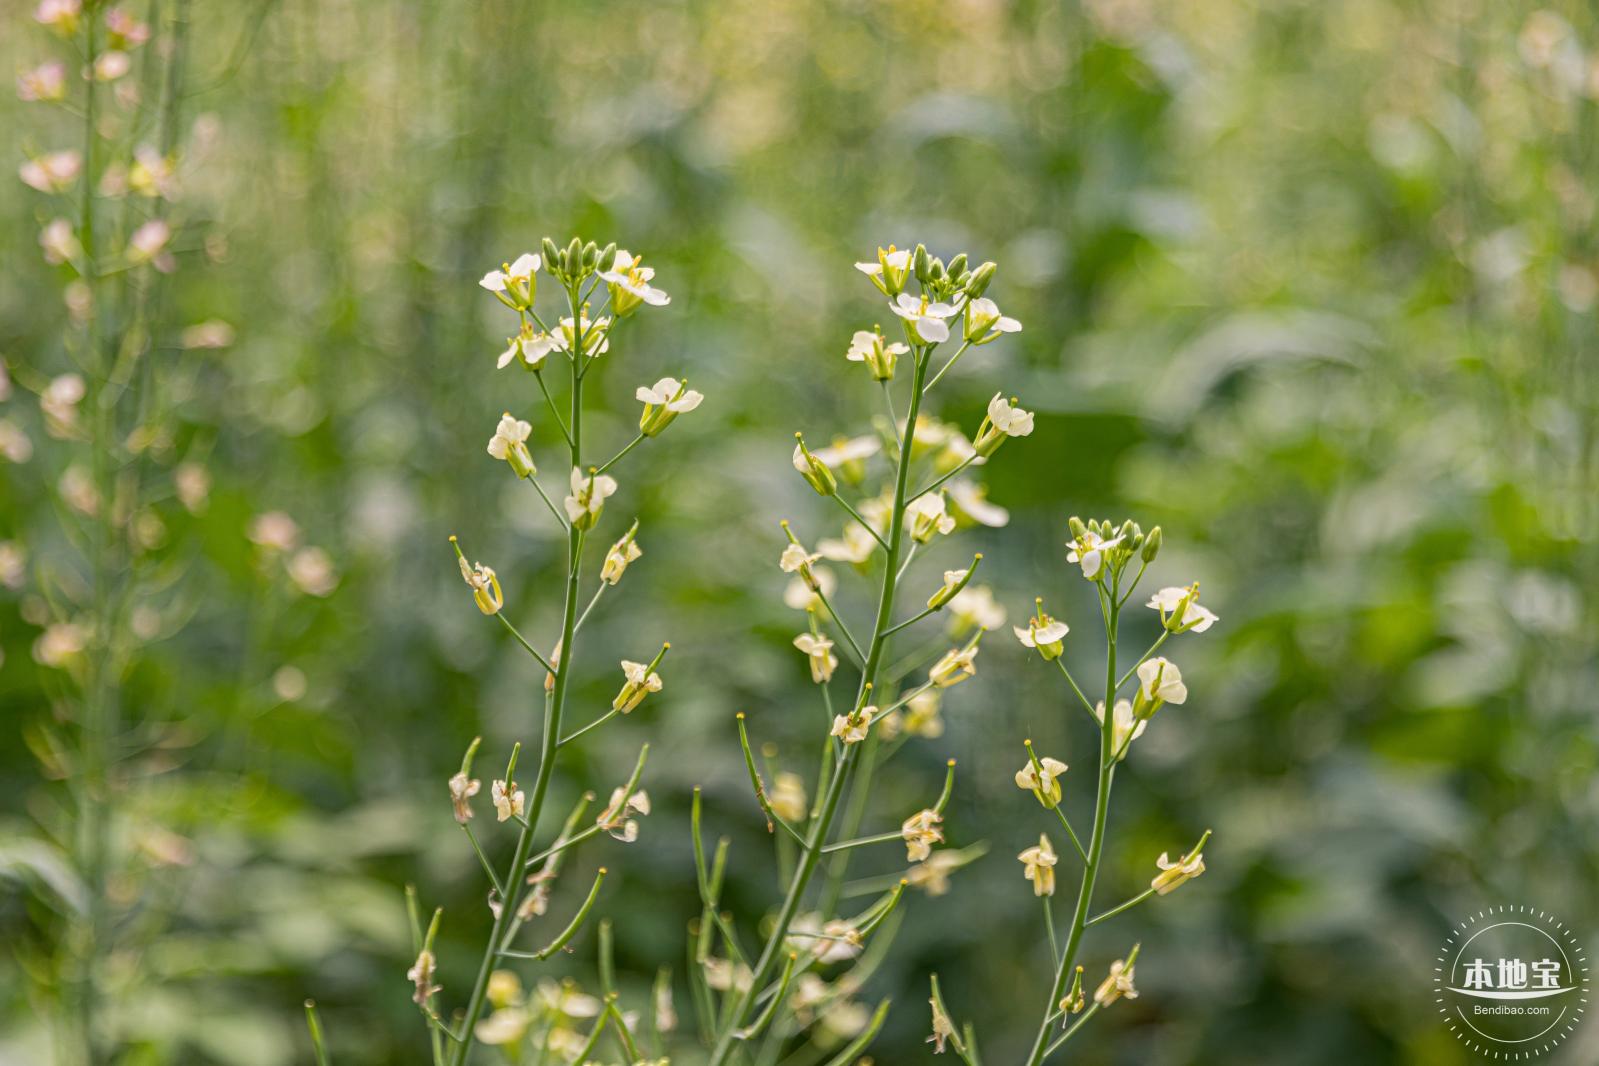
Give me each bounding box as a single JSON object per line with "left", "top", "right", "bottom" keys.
{"left": 947, "top": 585, "right": 1006, "bottom": 633}
{"left": 793, "top": 632, "right": 838, "bottom": 684}
{"left": 127, "top": 219, "right": 171, "bottom": 265}
{"left": 475, "top": 1008, "right": 529, "bottom": 1046}
{"left": 498, "top": 324, "right": 560, "bottom": 369}
{"left": 817, "top": 523, "right": 876, "bottom": 564}
{"left": 1096, "top": 699, "right": 1146, "bottom": 760}
{"left": 105, "top": 8, "right": 151, "bottom": 48}
{"left": 38, "top": 218, "right": 78, "bottom": 265}
{"left": 1013, "top": 606, "right": 1069, "bottom": 660}
{"left": 1136, "top": 657, "right": 1187, "bottom": 707}
{"left": 636, "top": 377, "right": 704, "bottom": 436}
{"left": 1066, "top": 530, "right": 1124, "bottom": 581}
{"left": 612, "top": 659, "right": 663, "bottom": 713}
{"left": 928, "top": 643, "right": 978, "bottom": 688}
{"left": 599, "top": 786, "right": 651, "bottom": 841}
{"left": 94, "top": 51, "right": 131, "bottom": 81}
{"left": 601, "top": 523, "right": 642, "bottom": 585}
{"left": 890, "top": 292, "right": 957, "bottom": 344}
{"left": 492, "top": 779, "right": 524, "bottom": 822}
{"left": 448, "top": 772, "right": 480, "bottom": 824}
{"left": 563, "top": 467, "right": 617, "bottom": 529}
{"left": 479, "top": 252, "right": 540, "bottom": 307}
{"left": 831, "top": 711, "right": 872, "bottom": 744}
{"left": 34, "top": 622, "right": 85, "bottom": 668}
{"left": 1094, "top": 958, "right": 1138, "bottom": 1008}
{"left": 906, "top": 493, "right": 956, "bottom": 543}
{"left": 33, "top": 0, "right": 81, "bottom": 35}
{"left": 536, "top": 978, "right": 603, "bottom": 1018}
{"left": 1018, "top": 834, "right": 1057, "bottom": 897}
{"left": 599, "top": 249, "right": 670, "bottom": 315}
{"left": 948, "top": 480, "right": 1009, "bottom": 528}
{"left": 845, "top": 328, "right": 908, "bottom": 381}
{"left": 702, "top": 957, "right": 754, "bottom": 992}
{"left": 771, "top": 772, "right": 808, "bottom": 822}
{"left": 973, "top": 393, "right": 1034, "bottom": 457}
{"left": 963, "top": 297, "right": 1022, "bottom": 343}
{"left": 18, "top": 61, "right": 66, "bottom": 102}
{"left": 1152, "top": 848, "right": 1206, "bottom": 895}
{"left": 1015, "top": 756, "right": 1068, "bottom": 807}
{"left": 901, "top": 808, "right": 944, "bottom": 862}
{"left": 486, "top": 413, "right": 535, "bottom": 477}
{"left": 780, "top": 541, "right": 822, "bottom": 591}
{"left": 784, "top": 566, "right": 835, "bottom": 610}
{"left": 288, "top": 547, "right": 338, "bottom": 597}
{"left": 553, "top": 310, "right": 610, "bottom": 357}
{"left": 1147, "top": 584, "right": 1219, "bottom": 633}
{"left": 792, "top": 437, "right": 837, "bottom": 496}
{"left": 20, "top": 150, "right": 81, "bottom": 194}
{"left": 813, "top": 434, "right": 881, "bottom": 484}
{"left": 458, "top": 554, "right": 503, "bottom": 615}
{"left": 855, "top": 245, "right": 912, "bottom": 296}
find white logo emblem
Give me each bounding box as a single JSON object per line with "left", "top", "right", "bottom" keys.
{"left": 1435, "top": 905, "right": 1589, "bottom": 1057}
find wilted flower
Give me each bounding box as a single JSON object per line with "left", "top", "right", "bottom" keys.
{"left": 928, "top": 641, "right": 979, "bottom": 688}
{"left": 845, "top": 328, "right": 907, "bottom": 381}
{"left": 1152, "top": 848, "right": 1206, "bottom": 895}
{"left": 1066, "top": 528, "right": 1124, "bottom": 581}
{"left": 1135, "top": 657, "right": 1187, "bottom": 713}
{"left": 1015, "top": 755, "right": 1068, "bottom": 807}
{"left": 636, "top": 377, "right": 703, "bottom": 436}
{"left": 407, "top": 949, "right": 439, "bottom": 1005}
{"left": 448, "top": 771, "right": 481, "bottom": 824}
{"left": 1018, "top": 834, "right": 1057, "bottom": 897}
{"left": 771, "top": 772, "right": 807, "bottom": 822}
{"left": 856, "top": 245, "right": 913, "bottom": 296}
{"left": 599, "top": 786, "right": 651, "bottom": 841}
{"left": 20, "top": 150, "right": 81, "bottom": 194}
{"left": 901, "top": 808, "right": 944, "bottom": 862}
{"left": 1096, "top": 699, "right": 1146, "bottom": 760}
{"left": 906, "top": 493, "right": 956, "bottom": 543}
{"left": 479, "top": 252, "right": 539, "bottom": 309}
{"left": 963, "top": 297, "right": 1022, "bottom": 344}
{"left": 18, "top": 62, "right": 66, "bottom": 102}
{"left": 599, "top": 249, "right": 670, "bottom": 315}
{"left": 1094, "top": 957, "right": 1138, "bottom": 1008}
{"left": 486, "top": 413, "right": 535, "bottom": 477}
{"left": 1013, "top": 601, "right": 1069, "bottom": 660}
{"left": 890, "top": 292, "right": 956, "bottom": 345}
{"left": 973, "top": 393, "right": 1034, "bottom": 457}
{"left": 563, "top": 467, "right": 617, "bottom": 529}
{"left": 1147, "top": 584, "right": 1218, "bottom": 633}
{"left": 780, "top": 539, "right": 823, "bottom": 591}
{"left": 612, "top": 658, "right": 663, "bottom": 713}
{"left": 601, "top": 521, "right": 642, "bottom": 585}
{"left": 491, "top": 779, "right": 524, "bottom": 822}
{"left": 948, "top": 480, "right": 1009, "bottom": 528}
{"left": 458, "top": 555, "right": 503, "bottom": 615}
{"left": 831, "top": 710, "right": 872, "bottom": 744}
{"left": 793, "top": 632, "right": 838, "bottom": 683}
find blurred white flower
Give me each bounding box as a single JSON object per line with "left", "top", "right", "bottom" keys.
{"left": 947, "top": 585, "right": 1005, "bottom": 633}
{"left": 39, "top": 218, "right": 79, "bottom": 265}
{"left": 784, "top": 566, "right": 835, "bottom": 610}
{"left": 249, "top": 510, "right": 300, "bottom": 552}
{"left": 18, "top": 61, "right": 66, "bottom": 102}
{"left": 127, "top": 219, "right": 171, "bottom": 263}
{"left": 288, "top": 547, "right": 338, "bottom": 597}
{"left": 475, "top": 1008, "right": 529, "bottom": 1046}
{"left": 771, "top": 772, "right": 807, "bottom": 822}
{"left": 20, "top": 150, "right": 81, "bottom": 193}
{"left": 94, "top": 51, "right": 132, "bottom": 81}
{"left": 817, "top": 524, "right": 876, "bottom": 564}
{"left": 33, "top": 0, "right": 81, "bottom": 35}
{"left": 906, "top": 493, "right": 955, "bottom": 543}
{"left": 948, "top": 480, "right": 1009, "bottom": 527}
{"left": 34, "top": 621, "right": 85, "bottom": 668}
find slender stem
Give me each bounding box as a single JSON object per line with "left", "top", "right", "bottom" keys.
{"left": 558, "top": 707, "right": 618, "bottom": 747}
{"left": 574, "top": 582, "right": 607, "bottom": 632}
{"left": 1087, "top": 886, "right": 1155, "bottom": 928}
{"left": 884, "top": 603, "right": 937, "bottom": 637}
{"left": 496, "top": 613, "right": 555, "bottom": 673}
{"left": 820, "top": 829, "right": 902, "bottom": 854}
{"left": 1043, "top": 1002, "right": 1101, "bottom": 1058}
{"left": 705, "top": 346, "right": 931, "bottom": 1066}
{"left": 534, "top": 369, "right": 574, "bottom": 447}
{"left": 594, "top": 432, "right": 644, "bottom": 476}
{"left": 1053, "top": 806, "right": 1089, "bottom": 864}
{"left": 460, "top": 824, "right": 505, "bottom": 896}
{"left": 1117, "top": 630, "right": 1170, "bottom": 691}
{"left": 1054, "top": 658, "right": 1098, "bottom": 718}
{"left": 911, "top": 454, "right": 977, "bottom": 500}
{"left": 922, "top": 340, "right": 972, "bottom": 394}
{"left": 880, "top": 380, "right": 900, "bottom": 448}
{"left": 1043, "top": 897, "right": 1059, "bottom": 966}
{"left": 813, "top": 585, "right": 864, "bottom": 665}
{"left": 1022, "top": 594, "right": 1119, "bottom": 1066}
{"left": 524, "top": 473, "right": 570, "bottom": 531}
{"left": 831, "top": 495, "right": 890, "bottom": 551}
{"left": 499, "top": 867, "right": 606, "bottom": 960}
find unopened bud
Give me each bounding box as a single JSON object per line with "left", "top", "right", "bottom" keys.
{"left": 947, "top": 253, "right": 968, "bottom": 278}
{"left": 1141, "top": 526, "right": 1162, "bottom": 563}
{"left": 913, "top": 243, "right": 930, "bottom": 282}
{"left": 966, "top": 261, "right": 997, "bottom": 299}
{"left": 1068, "top": 515, "right": 1089, "bottom": 540}
{"left": 598, "top": 242, "right": 617, "bottom": 272}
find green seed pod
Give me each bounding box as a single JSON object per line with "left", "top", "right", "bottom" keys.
{"left": 966, "top": 261, "right": 997, "bottom": 299}
{"left": 1141, "top": 526, "right": 1163, "bottom": 562}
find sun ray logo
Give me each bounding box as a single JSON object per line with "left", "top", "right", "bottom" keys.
{"left": 1435, "top": 905, "right": 1589, "bottom": 1058}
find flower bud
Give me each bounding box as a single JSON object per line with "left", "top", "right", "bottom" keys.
{"left": 1068, "top": 515, "right": 1089, "bottom": 540}
{"left": 542, "top": 236, "right": 562, "bottom": 271}
{"left": 601, "top": 520, "right": 642, "bottom": 585}
{"left": 1141, "top": 526, "right": 1162, "bottom": 562}
{"left": 792, "top": 435, "right": 837, "bottom": 497}
{"left": 927, "top": 554, "right": 980, "bottom": 610}
{"left": 965, "top": 261, "right": 997, "bottom": 299}
{"left": 946, "top": 253, "right": 968, "bottom": 278}
{"left": 583, "top": 240, "right": 599, "bottom": 268}
{"left": 598, "top": 242, "right": 617, "bottom": 272}
{"left": 564, "top": 237, "right": 582, "bottom": 274}
{"left": 913, "top": 243, "right": 931, "bottom": 283}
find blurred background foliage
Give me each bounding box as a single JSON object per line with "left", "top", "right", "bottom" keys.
{"left": 3, "top": 0, "right": 1597, "bottom": 1063}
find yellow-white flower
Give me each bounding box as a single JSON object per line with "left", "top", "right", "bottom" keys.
{"left": 703, "top": 958, "right": 754, "bottom": 992}
{"left": 474, "top": 1008, "right": 529, "bottom": 1046}
{"left": 817, "top": 524, "right": 876, "bottom": 565}
{"left": 780, "top": 541, "right": 823, "bottom": 590}
{"left": 94, "top": 50, "right": 131, "bottom": 81}
{"left": 1014, "top": 604, "right": 1069, "bottom": 660}
{"left": 973, "top": 393, "right": 1034, "bottom": 457}
{"left": 1066, "top": 529, "right": 1124, "bottom": 581}
{"left": 948, "top": 480, "right": 1009, "bottom": 528}
{"left": 1015, "top": 755, "right": 1068, "bottom": 807}
{"left": 793, "top": 632, "right": 838, "bottom": 684}
{"left": 127, "top": 219, "right": 171, "bottom": 265}
{"left": 636, "top": 377, "right": 703, "bottom": 436}
{"left": 20, "top": 150, "right": 81, "bottom": 194}
{"left": 906, "top": 493, "right": 956, "bottom": 543}
{"left": 34, "top": 0, "right": 81, "bottom": 35}
{"left": 1095, "top": 699, "right": 1146, "bottom": 760}
{"left": 448, "top": 771, "right": 480, "bottom": 824}
{"left": 599, "top": 249, "right": 670, "bottom": 315}
{"left": 1135, "top": 657, "right": 1187, "bottom": 709}
{"left": 962, "top": 297, "right": 1022, "bottom": 344}
{"left": 491, "top": 779, "right": 524, "bottom": 822}
{"left": 845, "top": 328, "right": 908, "bottom": 381}
{"left": 792, "top": 436, "right": 837, "bottom": 496}
{"left": 927, "top": 567, "right": 973, "bottom": 610}
{"left": 612, "top": 659, "right": 663, "bottom": 713}
{"left": 38, "top": 218, "right": 78, "bottom": 265}
{"left": 487, "top": 969, "right": 524, "bottom": 1009}
{"left": 901, "top": 808, "right": 944, "bottom": 862}
{"left": 536, "top": 978, "right": 603, "bottom": 1019}
{"left": 479, "top": 252, "right": 540, "bottom": 308}
{"left": 498, "top": 322, "right": 560, "bottom": 370}
{"left": 563, "top": 467, "right": 617, "bottom": 529}
{"left": 459, "top": 555, "right": 503, "bottom": 615}
{"left": 18, "top": 61, "right": 66, "bottom": 102}
{"left": 486, "top": 413, "right": 535, "bottom": 477}
{"left": 813, "top": 434, "right": 881, "bottom": 484}
{"left": 928, "top": 642, "right": 979, "bottom": 688}
{"left": 601, "top": 522, "right": 642, "bottom": 585}
{"left": 1094, "top": 958, "right": 1138, "bottom": 1007}
{"left": 907, "top": 849, "right": 965, "bottom": 896}
{"left": 1146, "top": 584, "right": 1219, "bottom": 633}
{"left": 890, "top": 292, "right": 957, "bottom": 345}
{"left": 947, "top": 585, "right": 1006, "bottom": 634}
{"left": 831, "top": 709, "right": 873, "bottom": 744}
{"left": 105, "top": 8, "right": 151, "bottom": 48}
{"left": 599, "top": 786, "right": 651, "bottom": 841}
{"left": 553, "top": 310, "right": 610, "bottom": 357}
{"left": 1018, "top": 834, "right": 1057, "bottom": 897}
{"left": 1151, "top": 848, "right": 1205, "bottom": 895}
{"left": 855, "top": 245, "right": 912, "bottom": 296}
{"left": 771, "top": 772, "right": 808, "bottom": 822}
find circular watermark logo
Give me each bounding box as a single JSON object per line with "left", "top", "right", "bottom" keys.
{"left": 1435, "top": 905, "right": 1589, "bottom": 1058}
